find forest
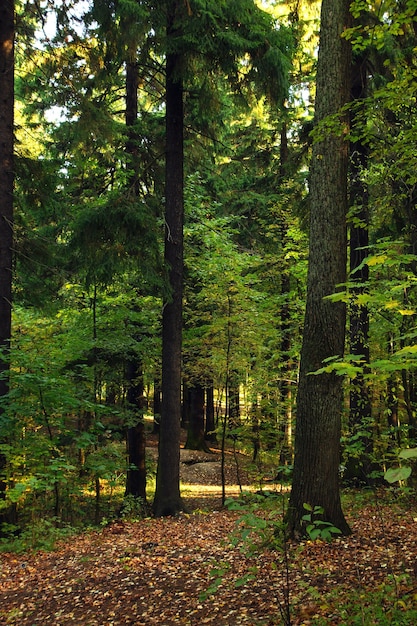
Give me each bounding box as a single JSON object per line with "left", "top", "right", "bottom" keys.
{"left": 2, "top": 0, "right": 417, "bottom": 624}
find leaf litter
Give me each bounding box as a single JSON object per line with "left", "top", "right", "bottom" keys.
{"left": 1, "top": 454, "right": 417, "bottom": 625}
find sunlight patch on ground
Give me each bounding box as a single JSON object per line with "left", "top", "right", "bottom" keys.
{"left": 180, "top": 483, "right": 256, "bottom": 494}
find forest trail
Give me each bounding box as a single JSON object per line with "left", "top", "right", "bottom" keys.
{"left": 1, "top": 448, "right": 417, "bottom": 625}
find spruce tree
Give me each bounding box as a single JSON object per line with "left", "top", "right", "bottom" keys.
{"left": 154, "top": 0, "right": 293, "bottom": 515}
{"left": 153, "top": 0, "right": 186, "bottom": 517}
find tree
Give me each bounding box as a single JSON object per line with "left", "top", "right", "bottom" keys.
{"left": 287, "top": 0, "right": 352, "bottom": 537}
{"left": 0, "top": 0, "right": 14, "bottom": 525}
{"left": 10, "top": 0, "right": 163, "bottom": 524}
{"left": 153, "top": 0, "right": 186, "bottom": 517}
{"left": 153, "top": 0, "right": 293, "bottom": 515}
{"left": 124, "top": 12, "right": 148, "bottom": 504}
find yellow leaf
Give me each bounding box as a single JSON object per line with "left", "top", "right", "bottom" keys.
{"left": 385, "top": 300, "right": 400, "bottom": 309}
{"left": 366, "top": 254, "right": 387, "bottom": 266}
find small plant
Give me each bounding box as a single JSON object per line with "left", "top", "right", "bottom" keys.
{"left": 384, "top": 447, "right": 417, "bottom": 484}
{"left": 311, "top": 577, "right": 417, "bottom": 625}
{"left": 199, "top": 562, "right": 231, "bottom": 601}
{"left": 226, "top": 491, "right": 285, "bottom": 553}
{"left": 205, "top": 492, "right": 294, "bottom": 626}
{"left": 0, "top": 518, "right": 76, "bottom": 553}
{"left": 119, "top": 494, "right": 149, "bottom": 520}
{"left": 301, "top": 504, "right": 342, "bottom": 542}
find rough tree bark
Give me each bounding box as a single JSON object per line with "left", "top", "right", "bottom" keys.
{"left": 153, "top": 0, "right": 185, "bottom": 516}
{"left": 287, "top": 0, "right": 352, "bottom": 537}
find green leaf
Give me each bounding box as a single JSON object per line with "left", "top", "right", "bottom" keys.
{"left": 235, "top": 572, "right": 256, "bottom": 588}
{"left": 398, "top": 447, "right": 417, "bottom": 460}
{"left": 384, "top": 466, "right": 412, "bottom": 483}
{"left": 309, "top": 528, "right": 322, "bottom": 541}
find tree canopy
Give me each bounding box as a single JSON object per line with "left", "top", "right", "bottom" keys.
{"left": 1, "top": 0, "right": 417, "bottom": 549}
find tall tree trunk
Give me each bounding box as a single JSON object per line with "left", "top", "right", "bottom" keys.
{"left": 287, "top": 0, "right": 352, "bottom": 537}
{"left": 124, "top": 52, "right": 147, "bottom": 502}
{"left": 0, "top": 0, "right": 14, "bottom": 526}
{"left": 153, "top": 0, "right": 185, "bottom": 516}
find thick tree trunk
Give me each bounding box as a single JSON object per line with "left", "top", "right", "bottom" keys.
{"left": 153, "top": 0, "right": 185, "bottom": 516}
{"left": 0, "top": 0, "right": 14, "bottom": 526}
{"left": 287, "top": 0, "right": 352, "bottom": 537}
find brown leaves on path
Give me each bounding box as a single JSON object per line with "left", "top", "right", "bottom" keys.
{"left": 0, "top": 510, "right": 282, "bottom": 625}
{"left": 1, "top": 494, "right": 417, "bottom": 625}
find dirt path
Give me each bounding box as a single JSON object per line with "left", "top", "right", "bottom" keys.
{"left": 145, "top": 433, "right": 260, "bottom": 512}
{"left": 179, "top": 447, "right": 256, "bottom": 511}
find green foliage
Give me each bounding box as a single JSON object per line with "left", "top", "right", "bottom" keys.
{"left": 170, "top": 0, "right": 295, "bottom": 103}
{"left": 310, "top": 241, "right": 417, "bottom": 422}
{"left": 199, "top": 562, "right": 231, "bottom": 602}
{"left": 0, "top": 518, "right": 76, "bottom": 554}
{"left": 119, "top": 494, "right": 149, "bottom": 521}
{"left": 384, "top": 447, "right": 417, "bottom": 484}
{"left": 385, "top": 466, "right": 412, "bottom": 484}
{"left": 226, "top": 491, "right": 285, "bottom": 553}
{"left": 301, "top": 504, "right": 342, "bottom": 542}
{"left": 67, "top": 193, "right": 162, "bottom": 289}
{"left": 313, "top": 578, "right": 417, "bottom": 626}
{"left": 0, "top": 302, "right": 154, "bottom": 529}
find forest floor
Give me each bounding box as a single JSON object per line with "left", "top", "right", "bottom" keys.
{"left": 1, "top": 438, "right": 417, "bottom": 625}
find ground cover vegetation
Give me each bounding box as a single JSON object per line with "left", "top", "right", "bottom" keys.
{"left": 2, "top": 0, "right": 417, "bottom": 622}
